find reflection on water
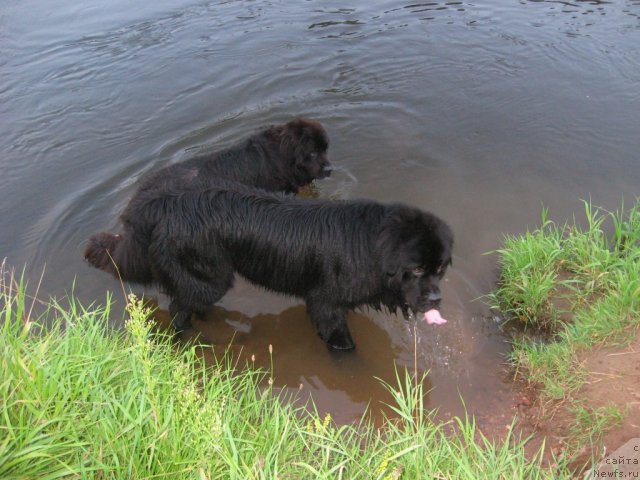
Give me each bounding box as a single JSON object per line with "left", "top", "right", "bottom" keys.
{"left": 192, "top": 305, "right": 408, "bottom": 424}
{"left": 1, "top": 0, "right": 639, "bottom": 426}
{"left": 148, "top": 270, "right": 517, "bottom": 426}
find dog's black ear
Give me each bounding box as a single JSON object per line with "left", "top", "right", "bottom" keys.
{"left": 278, "top": 119, "right": 307, "bottom": 161}
{"left": 376, "top": 208, "right": 407, "bottom": 280}
{"left": 379, "top": 243, "right": 402, "bottom": 278}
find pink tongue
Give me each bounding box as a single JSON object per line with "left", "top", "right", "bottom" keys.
{"left": 424, "top": 309, "right": 447, "bottom": 325}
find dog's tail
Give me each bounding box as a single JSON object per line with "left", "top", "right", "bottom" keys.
{"left": 84, "top": 231, "right": 153, "bottom": 284}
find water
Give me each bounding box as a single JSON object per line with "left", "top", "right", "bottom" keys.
{"left": 2, "top": 0, "right": 639, "bottom": 427}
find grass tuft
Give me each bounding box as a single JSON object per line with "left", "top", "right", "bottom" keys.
{"left": 486, "top": 207, "right": 566, "bottom": 329}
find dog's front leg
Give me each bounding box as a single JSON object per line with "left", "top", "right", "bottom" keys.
{"left": 169, "top": 301, "right": 193, "bottom": 332}
{"left": 326, "top": 323, "right": 356, "bottom": 351}
{"left": 305, "top": 297, "right": 355, "bottom": 351}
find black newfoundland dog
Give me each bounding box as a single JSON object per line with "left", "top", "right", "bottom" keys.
{"left": 85, "top": 182, "right": 453, "bottom": 351}
{"left": 134, "top": 117, "right": 330, "bottom": 196}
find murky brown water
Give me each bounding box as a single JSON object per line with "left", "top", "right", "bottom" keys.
{"left": 2, "top": 0, "right": 639, "bottom": 427}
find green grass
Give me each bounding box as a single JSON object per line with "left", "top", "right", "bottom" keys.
{"left": 487, "top": 199, "right": 640, "bottom": 430}
{"left": 487, "top": 208, "right": 566, "bottom": 329}
{"left": 0, "top": 264, "right": 564, "bottom": 479}
{"left": 486, "top": 200, "right": 640, "bottom": 464}
{"left": 568, "top": 402, "right": 625, "bottom": 453}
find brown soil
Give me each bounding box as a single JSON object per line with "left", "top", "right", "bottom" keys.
{"left": 513, "top": 331, "right": 640, "bottom": 473}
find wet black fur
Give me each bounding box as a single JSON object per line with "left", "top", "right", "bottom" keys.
{"left": 85, "top": 182, "right": 453, "bottom": 351}
{"left": 135, "top": 117, "right": 330, "bottom": 197}
{"left": 84, "top": 118, "right": 330, "bottom": 285}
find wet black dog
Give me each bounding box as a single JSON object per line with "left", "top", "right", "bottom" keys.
{"left": 134, "top": 117, "right": 330, "bottom": 196}
{"left": 85, "top": 182, "right": 453, "bottom": 350}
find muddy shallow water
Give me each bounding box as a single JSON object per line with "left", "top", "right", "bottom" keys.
{"left": 2, "top": 0, "right": 639, "bottom": 426}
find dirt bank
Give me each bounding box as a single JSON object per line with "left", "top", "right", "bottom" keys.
{"left": 516, "top": 331, "right": 640, "bottom": 471}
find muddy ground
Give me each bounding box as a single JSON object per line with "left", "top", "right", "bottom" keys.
{"left": 514, "top": 332, "right": 640, "bottom": 472}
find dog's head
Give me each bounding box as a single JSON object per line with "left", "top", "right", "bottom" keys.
{"left": 278, "top": 118, "right": 331, "bottom": 187}
{"left": 378, "top": 206, "right": 453, "bottom": 317}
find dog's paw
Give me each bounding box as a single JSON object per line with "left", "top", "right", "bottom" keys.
{"left": 326, "top": 329, "right": 356, "bottom": 351}
{"left": 172, "top": 311, "right": 193, "bottom": 332}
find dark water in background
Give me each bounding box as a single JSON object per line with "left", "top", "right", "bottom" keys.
{"left": 2, "top": 0, "right": 639, "bottom": 426}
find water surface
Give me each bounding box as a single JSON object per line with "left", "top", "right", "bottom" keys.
{"left": 2, "top": 0, "right": 639, "bottom": 426}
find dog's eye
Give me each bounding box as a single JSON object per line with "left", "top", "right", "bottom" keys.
{"left": 412, "top": 267, "right": 425, "bottom": 277}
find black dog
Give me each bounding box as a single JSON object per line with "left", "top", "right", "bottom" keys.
{"left": 85, "top": 182, "right": 453, "bottom": 350}
{"left": 134, "top": 117, "right": 330, "bottom": 197}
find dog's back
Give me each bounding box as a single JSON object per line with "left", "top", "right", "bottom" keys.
{"left": 125, "top": 182, "right": 388, "bottom": 298}
{"left": 133, "top": 118, "right": 330, "bottom": 197}
{"left": 134, "top": 138, "right": 274, "bottom": 195}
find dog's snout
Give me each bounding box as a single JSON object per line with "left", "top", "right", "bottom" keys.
{"left": 320, "top": 161, "right": 332, "bottom": 177}
{"left": 427, "top": 291, "right": 441, "bottom": 303}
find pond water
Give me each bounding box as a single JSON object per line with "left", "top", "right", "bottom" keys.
{"left": 2, "top": 0, "right": 639, "bottom": 427}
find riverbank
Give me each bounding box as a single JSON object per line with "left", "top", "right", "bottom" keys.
{"left": 488, "top": 199, "right": 640, "bottom": 468}
{"left": 1, "top": 265, "right": 559, "bottom": 479}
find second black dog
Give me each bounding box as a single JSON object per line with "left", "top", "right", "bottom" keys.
{"left": 135, "top": 117, "right": 331, "bottom": 196}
